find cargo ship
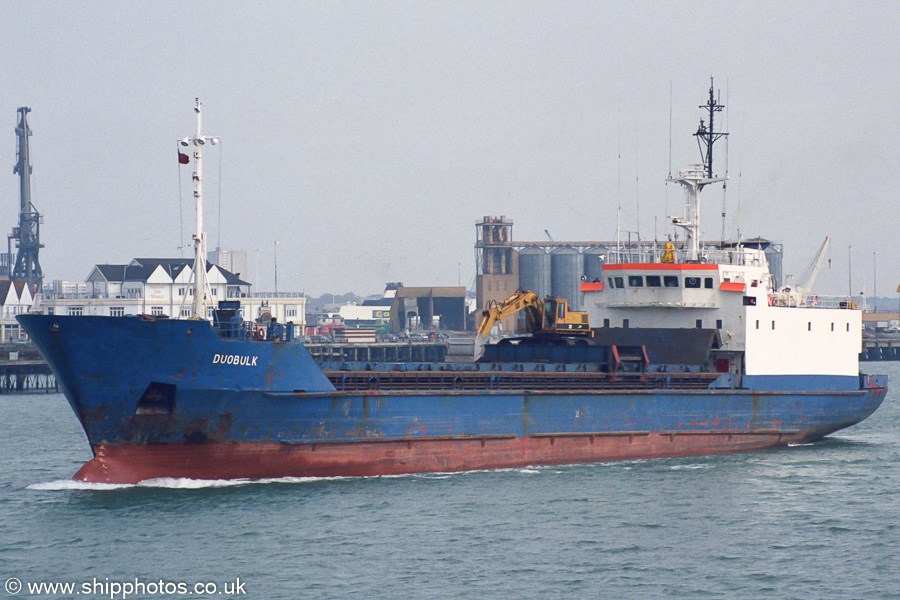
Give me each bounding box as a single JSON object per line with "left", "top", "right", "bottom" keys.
{"left": 18, "top": 86, "right": 886, "bottom": 484}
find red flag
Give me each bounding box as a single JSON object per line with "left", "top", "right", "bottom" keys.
{"left": 178, "top": 151, "right": 190, "bottom": 164}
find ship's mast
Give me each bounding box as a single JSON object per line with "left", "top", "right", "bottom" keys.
{"left": 179, "top": 99, "right": 219, "bottom": 319}
{"left": 668, "top": 78, "right": 728, "bottom": 261}
{"left": 695, "top": 80, "right": 727, "bottom": 179}
{"left": 9, "top": 107, "right": 44, "bottom": 289}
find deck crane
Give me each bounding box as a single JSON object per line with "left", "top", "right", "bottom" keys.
{"left": 779, "top": 235, "right": 830, "bottom": 306}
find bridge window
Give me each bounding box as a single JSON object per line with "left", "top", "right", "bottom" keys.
{"left": 623, "top": 319, "right": 629, "bottom": 328}
{"left": 696, "top": 319, "right": 702, "bottom": 328}
{"left": 685, "top": 277, "right": 701, "bottom": 289}
{"left": 704, "top": 277, "right": 714, "bottom": 289}
{"left": 716, "top": 319, "right": 723, "bottom": 329}
{"left": 628, "top": 275, "right": 643, "bottom": 287}
{"left": 646, "top": 275, "right": 661, "bottom": 287}
{"left": 603, "top": 318, "right": 610, "bottom": 328}
{"left": 664, "top": 276, "right": 679, "bottom": 288}
{"left": 614, "top": 276, "right": 624, "bottom": 288}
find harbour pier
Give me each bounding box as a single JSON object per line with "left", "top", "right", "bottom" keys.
{"left": 0, "top": 344, "right": 56, "bottom": 393}
{"left": 861, "top": 336, "right": 900, "bottom": 361}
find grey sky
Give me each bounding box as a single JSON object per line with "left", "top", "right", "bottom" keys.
{"left": 1, "top": 1, "right": 897, "bottom": 297}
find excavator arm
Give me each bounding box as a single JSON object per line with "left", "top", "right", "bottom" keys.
{"left": 476, "top": 289, "right": 543, "bottom": 339}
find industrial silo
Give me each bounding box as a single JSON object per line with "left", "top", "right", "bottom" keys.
{"left": 518, "top": 248, "right": 552, "bottom": 300}
{"left": 551, "top": 248, "right": 585, "bottom": 310}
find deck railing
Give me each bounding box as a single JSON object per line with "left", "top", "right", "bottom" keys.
{"left": 768, "top": 294, "right": 860, "bottom": 310}
{"left": 606, "top": 244, "right": 769, "bottom": 268}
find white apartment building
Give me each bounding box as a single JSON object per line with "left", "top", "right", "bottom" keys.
{"left": 38, "top": 258, "right": 306, "bottom": 326}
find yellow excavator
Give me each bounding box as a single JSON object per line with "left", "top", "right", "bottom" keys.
{"left": 476, "top": 289, "right": 591, "bottom": 345}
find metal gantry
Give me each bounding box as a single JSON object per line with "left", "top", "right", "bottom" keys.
{"left": 8, "top": 107, "right": 44, "bottom": 289}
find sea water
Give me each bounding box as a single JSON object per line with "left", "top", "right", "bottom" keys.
{"left": 2, "top": 364, "right": 899, "bottom": 599}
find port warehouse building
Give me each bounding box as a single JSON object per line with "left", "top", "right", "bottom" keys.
{"left": 475, "top": 216, "right": 785, "bottom": 334}
{"left": 34, "top": 258, "right": 306, "bottom": 326}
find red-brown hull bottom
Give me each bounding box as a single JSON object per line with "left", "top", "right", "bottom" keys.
{"left": 75, "top": 431, "right": 816, "bottom": 484}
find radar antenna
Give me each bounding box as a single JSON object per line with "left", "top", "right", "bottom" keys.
{"left": 695, "top": 77, "right": 728, "bottom": 180}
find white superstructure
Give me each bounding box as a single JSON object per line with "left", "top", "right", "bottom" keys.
{"left": 581, "top": 246, "right": 862, "bottom": 383}
{"left": 581, "top": 79, "right": 862, "bottom": 388}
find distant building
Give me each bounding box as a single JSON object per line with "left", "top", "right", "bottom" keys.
{"left": 389, "top": 286, "right": 467, "bottom": 332}
{"left": 0, "top": 279, "right": 37, "bottom": 341}
{"left": 37, "top": 257, "right": 306, "bottom": 326}
{"left": 44, "top": 280, "right": 88, "bottom": 298}
{"left": 208, "top": 247, "right": 247, "bottom": 280}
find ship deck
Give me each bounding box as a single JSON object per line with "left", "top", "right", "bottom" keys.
{"left": 324, "top": 369, "right": 721, "bottom": 392}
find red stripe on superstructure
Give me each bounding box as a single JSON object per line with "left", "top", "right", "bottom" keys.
{"left": 580, "top": 281, "right": 604, "bottom": 292}
{"left": 602, "top": 263, "right": 719, "bottom": 271}
{"left": 74, "top": 433, "right": 814, "bottom": 484}
{"left": 719, "top": 282, "right": 746, "bottom": 292}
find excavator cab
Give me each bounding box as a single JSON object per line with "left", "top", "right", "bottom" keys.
{"left": 542, "top": 297, "right": 571, "bottom": 329}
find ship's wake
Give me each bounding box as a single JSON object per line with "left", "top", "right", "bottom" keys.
{"left": 27, "top": 476, "right": 335, "bottom": 491}
{"left": 28, "top": 467, "right": 547, "bottom": 491}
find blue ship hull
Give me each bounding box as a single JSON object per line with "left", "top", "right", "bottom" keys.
{"left": 18, "top": 314, "right": 887, "bottom": 483}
